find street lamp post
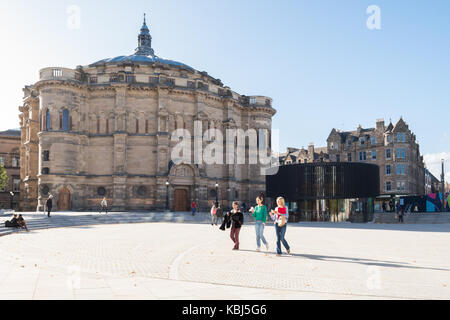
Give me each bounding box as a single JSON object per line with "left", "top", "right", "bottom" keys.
{"left": 442, "top": 159, "right": 445, "bottom": 212}
{"left": 165, "top": 180, "right": 170, "bottom": 211}
{"left": 9, "top": 191, "right": 14, "bottom": 211}
{"left": 215, "top": 182, "right": 219, "bottom": 207}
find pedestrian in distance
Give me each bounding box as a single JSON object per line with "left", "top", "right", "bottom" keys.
{"left": 249, "top": 196, "right": 269, "bottom": 253}
{"left": 210, "top": 202, "right": 217, "bottom": 226}
{"left": 216, "top": 203, "right": 224, "bottom": 225}
{"left": 398, "top": 205, "right": 404, "bottom": 223}
{"left": 100, "top": 197, "right": 108, "bottom": 214}
{"left": 45, "top": 195, "right": 53, "bottom": 217}
{"left": 191, "top": 201, "right": 197, "bottom": 216}
{"left": 270, "top": 197, "right": 291, "bottom": 256}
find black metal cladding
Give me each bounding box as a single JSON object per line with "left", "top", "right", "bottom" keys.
{"left": 266, "top": 162, "right": 380, "bottom": 201}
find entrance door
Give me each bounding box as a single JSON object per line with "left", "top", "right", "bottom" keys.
{"left": 174, "top": 189, "right": 188, "bottom": 212}
{"left": 58, "top": 188, "right": 71, "bottom": 211}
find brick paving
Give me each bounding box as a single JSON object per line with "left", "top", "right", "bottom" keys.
{"left": 0, "top": 215, "right": 449, "bottom": 300}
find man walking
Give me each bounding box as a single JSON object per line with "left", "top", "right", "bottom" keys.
{"left": 45, "top": 195, "right": 53, "bottom": 217}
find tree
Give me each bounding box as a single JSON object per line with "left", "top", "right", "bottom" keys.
{"left": 0, "top": 163, "right": 8, "bottom": 192}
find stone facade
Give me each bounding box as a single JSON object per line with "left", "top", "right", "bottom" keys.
{"left": 0, "top": 130, "right": 21, "bottom": 210}
{"left": 280, "top": 118, "right": 425, "bottom": 197}
{"left": 19, "top": 18, "right": 275, "bottom": 212}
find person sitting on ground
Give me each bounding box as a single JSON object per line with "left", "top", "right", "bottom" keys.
{"left": 17, "top": 214, "right": 29, "bottom": 232}
{"left": 4, "top": 214, "right": 20, "bottom": 228}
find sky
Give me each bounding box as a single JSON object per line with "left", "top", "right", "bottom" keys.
{"left": 0, "top": 0, "right": 448, "bottom": 180}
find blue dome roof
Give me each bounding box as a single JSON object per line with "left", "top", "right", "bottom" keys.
{"left": 90, "top": 17, "right": 195, "bottom": 72}
{"left": 91, "top": 54, "right": 195, "bottom": 71}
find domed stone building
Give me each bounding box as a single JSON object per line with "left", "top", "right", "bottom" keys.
{"left": 19, "top": 17, "right": 276, "bottom": 212}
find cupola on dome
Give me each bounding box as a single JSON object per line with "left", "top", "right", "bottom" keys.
{"left": 90, "top": 14, "right": 194, "bottom": 71}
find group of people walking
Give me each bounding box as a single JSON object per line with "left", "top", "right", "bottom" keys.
{"left": 215, "top": 195, "right": 291, "bottom": 256}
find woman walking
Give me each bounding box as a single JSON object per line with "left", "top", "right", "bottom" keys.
{"left": 225, "top": 202, "right": 244, "bottom": 250}
{"left": 210, "top": 202, "right": 217, "bottom": 226}
{"left": 100, "top": 197, "right": 108, "bottom": 214}
{"left": 270, "top": 197, "right": 291, "bottom": 257}
{"left": 249, "top": 196, "right": 269, "bottom": 252}
{"left": 45, "top": 195, "right": 53, "bottom": 217}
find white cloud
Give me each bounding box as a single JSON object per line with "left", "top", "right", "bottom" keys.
{"left": 423, "top": 152, "right": 450, "bottom": 181}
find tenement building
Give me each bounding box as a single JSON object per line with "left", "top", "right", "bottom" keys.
{"left": 19, "top": 17, "right": 275, "bottom": 212}
{"left": 280, "top": 118, "right": 425, "bottom": 200}
{"left": 0, "top": 129, "right": 21, "bottom": 210}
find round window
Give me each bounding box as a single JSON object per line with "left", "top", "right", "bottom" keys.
{"left": 97, "top": 187, "right": 106, "bottom": 196}
{"left": 41, "top": 185, "right": 50, "bottom": 196}
{"left": 137, "top": 186, "right": 147, "bottom": 197}
{"left": 209, "top": 189, "right": 217, "bottom": 198}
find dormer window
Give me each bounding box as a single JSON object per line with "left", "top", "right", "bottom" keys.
{"left": 330, "top": 142, "right": 338, "bottom": 150}
{"left": 397, "top": 132, "right": 406, "bottom": 143}
{"left": 250, "top": 98, "right": 257, "bottom": 105}
{"left": 89, "top": 76, "right": 98, "bottom": 84}
{"left": 360, "top": 138, "right": 365, "bottom": 146}
{"left": 387, "top": 135, "right": 393, "bottom": 143}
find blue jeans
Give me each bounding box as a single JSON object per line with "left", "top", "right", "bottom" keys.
{"left": 275, "top": 224, "right": 290, "bottom": 254}
{"left": 255, "top": 221, "right": 267, "bottom": 248}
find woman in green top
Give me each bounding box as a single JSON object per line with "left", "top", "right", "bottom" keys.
{"left": 249, "top": 196, "right": 269, "bottom": 252}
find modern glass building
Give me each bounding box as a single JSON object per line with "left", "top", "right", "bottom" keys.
{"left": 266, "top": 162, "right": 380, "bottom": 223}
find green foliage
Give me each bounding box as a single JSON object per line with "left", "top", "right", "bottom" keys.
{"left": 0, "top": 163, "right": 8, "bottom": 191}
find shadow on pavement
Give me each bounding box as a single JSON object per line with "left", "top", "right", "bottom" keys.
{"left": 287, "top": 222, "right": 450, "bottom": 233}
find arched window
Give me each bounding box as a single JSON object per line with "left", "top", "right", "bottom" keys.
{"left": 62, "top": 109, "right": 69, "bottom": 132}
{"left": 46, "top": 110, "right": 51, "bottom": 131}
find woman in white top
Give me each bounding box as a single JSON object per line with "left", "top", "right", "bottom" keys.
{"left": 270, "top": 197, "right": 291, "bottom": 256}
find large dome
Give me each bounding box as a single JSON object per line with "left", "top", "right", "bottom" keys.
{"left": 90, "top": 15, "right": 194, "bottom": 72}
{"left": 91, "top": 54, "right": 194, "bottom": 71}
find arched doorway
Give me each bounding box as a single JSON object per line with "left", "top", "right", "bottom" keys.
{"left": 174, "top": 189, "right": 188, "bottom": 212}
{"left": 58, "top": 188, "right": 71, "bottom": 211}
{"left": 169, "top": 164, "right": 197, "bottom": 212}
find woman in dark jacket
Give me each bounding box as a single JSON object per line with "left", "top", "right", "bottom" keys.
{"left": 46, "top": 195, "right": 53, "bottom": 217}
{"left": 220, "top": 201, "right": 244, "bottom": 250}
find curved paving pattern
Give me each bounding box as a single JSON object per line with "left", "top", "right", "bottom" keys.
{"left": 0, "top": 221, "right": 449, "bottom": 299}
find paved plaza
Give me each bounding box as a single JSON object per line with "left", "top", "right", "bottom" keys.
{"left": 0, "top": 213, "right": 449, "bottom": 300}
